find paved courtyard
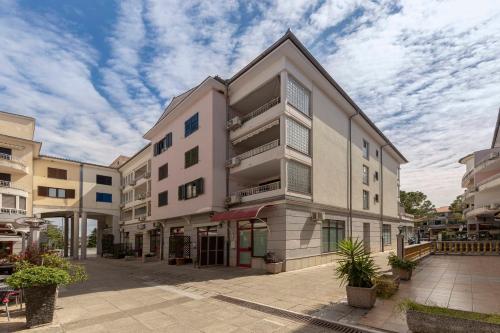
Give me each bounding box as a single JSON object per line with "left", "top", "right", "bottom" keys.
{"left": 1, "top": 254, "right": 500, "bottom": 332}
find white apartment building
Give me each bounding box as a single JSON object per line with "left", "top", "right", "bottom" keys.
{"left": 139, "top": 32, "right": 410, "bottom": 271}
{"left": 460, "top": 110, "right": 500, "bottom": 233}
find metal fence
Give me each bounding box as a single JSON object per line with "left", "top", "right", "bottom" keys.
{"left": 168, "top": 236, "right": 191, "bottom": 259}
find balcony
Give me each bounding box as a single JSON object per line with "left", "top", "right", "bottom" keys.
{"left": 228, "top": 180, "right": 283, "bottom": 204}
{"left": 0, "top": 153, "right": 28, "bottom": 174}
{"left": 227, "top": 139, "right": 281, "bottom": 177}
{"left": 464, "top": 203, "right": 500, "bottom": 218}
{"left": 478, "top": 173, "right": 500, "bottom": 192}
{"left": 0, "top": 207, "right": 27, "bottom": 220}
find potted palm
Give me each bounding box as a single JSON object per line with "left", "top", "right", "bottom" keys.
{"left": 388, "top": 252, "right": 417, "bottom": 281}
{"left": 265, "top": 252, "right": 283, "bottom": 274}
{"left": 335, "top": 239, "right": 379, "bottom": 309}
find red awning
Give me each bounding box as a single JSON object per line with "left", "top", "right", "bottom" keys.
{"left": 211, "top": 205, "right": 270, "bottom": 222}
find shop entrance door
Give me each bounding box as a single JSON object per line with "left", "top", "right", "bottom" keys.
{"left": 237, "top": 221, "right": 252, "bottom": 267}
{"left": 198, "top": 226, "right": 224, "bottom": 266}
{"left": 135, "top": 234, "right": 143, "bottom": 257}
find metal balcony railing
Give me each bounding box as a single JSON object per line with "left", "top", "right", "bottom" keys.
{"left": 0, "top": 207, "right": 27, "bottom": 215}
{"left": 236, "top": 181, "right": 281, "bottom": 198}
{"left": 232, "top": 139, "right": 279, "bottom": 163}
{"left": 0, "top": 153, "right": 13, "bottom": 161}
{"left": 240, "top": 97, "right": 280, "bottom": 124}
{"left": 0, "top": 180, "right": 11, "bottom": 187}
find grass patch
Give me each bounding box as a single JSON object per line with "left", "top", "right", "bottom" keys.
{"left": 399, "top": 299, "right": 500, "bottom": 324}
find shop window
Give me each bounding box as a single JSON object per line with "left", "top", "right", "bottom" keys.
{"left": 322, "top": 220, "right": 345, "bottom": 253}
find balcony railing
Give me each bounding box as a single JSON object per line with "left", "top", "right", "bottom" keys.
{"left": 135, "top": 192, "right": 147, "bottom": 201}
{"left": 236, "top": 181, "right": 281, "bottom": 198}
{"left": 240, "top": 97, "right": 280, "bottom": 124}
{"left": 231, "top": 140, "right": 280, "bottom": 164}
{"left": 478, "top": 173, "right": 500, "bottom": 188}
{"left": 0, "top": 207, "right": 26, "bottom": 215}
{"left": 0, "top": 180, "right": 11, "bottom": 187}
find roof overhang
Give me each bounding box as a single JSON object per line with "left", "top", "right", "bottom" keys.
{"left": 492, "top": 108, "right": 500, "bottom": 149}
{"left": 211, "top": 205, "right": 272, "bottom": 222}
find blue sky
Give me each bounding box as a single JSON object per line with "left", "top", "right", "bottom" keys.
{"left": 1, "top": 0, "right": 499, "bottom": 206}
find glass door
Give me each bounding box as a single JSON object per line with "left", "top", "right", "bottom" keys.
{"left": 237, "top": 221, "right": 252, "bottom": 267}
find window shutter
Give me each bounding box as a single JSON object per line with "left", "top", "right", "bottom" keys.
{"left": 178, "top": 185, "right": 185, "bottom": 200}
{"left": 47, "top": 168, "right": 57, "bottom": 178}
{"left": 197, "top": 178, "right": 204, "bottom": 194}
{"left": 59, "top": 169, "right": 67, "bottom": 179}
{"left": 38, "top": 186, "right": 49, "bottom": 197}
{"left": 66, "top": 189, "right": 75, "bottom": 199}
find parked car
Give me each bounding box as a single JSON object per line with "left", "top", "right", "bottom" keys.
{"left": 478, "top": 231, "right": 493, "bottom": 240}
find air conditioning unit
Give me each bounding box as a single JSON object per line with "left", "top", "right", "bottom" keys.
{"left": 226, "top": 116, "right": 242, "bottom": 130}
{"left": 138, "top": 216, "right": 146, "bottom": 221}
{"left": 226, "top": 194, "right": 241, "bottom": 204}
{"left": 489, "top": 152, "right": 499, "bottom": 160}
{"left": 226, "top": 157, "right": 241, "bottom": 168}
{"left": 489, "top": 203, "right": 500, "bottom": 210}
{"left": 311, "top": 211, "right": 325, "bottom": 222}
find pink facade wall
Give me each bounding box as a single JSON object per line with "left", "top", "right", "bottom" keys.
{"left": 150, "top": 89, "right": 227, "bottom": 221}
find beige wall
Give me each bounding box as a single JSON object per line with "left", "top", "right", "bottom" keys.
{"left": 0, "top": 112, "right": 34, "bottom": 141}
{"left": 82, "top": 165, "right": 120, "bottom": 216}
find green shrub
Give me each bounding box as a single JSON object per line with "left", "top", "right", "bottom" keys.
{"left": 388, "top": 252, "right": 417, "bottom": 270}
{"left": 374, "top": 275, "right": 398, "bottom": 299}
{"left": 7, "top": 266, "right": 71, "bottom": 289}
{"left": 335, "top": 239, "right": 379, "bottom": 288}
{"left": 14, "top": 253, "right": 87, "bottom": 284}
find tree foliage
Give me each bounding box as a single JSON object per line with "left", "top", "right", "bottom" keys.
{"left": 400, "top": 190, "right": 436, "bottom": 219}
{"left": 88, "top": 228, "right": 97, "bottom": 248}
{"left": 449, "top": 195, "right": 465, "bottom": 222}
{"left": 44, "top": 224, "right": 64, "bottom": 249}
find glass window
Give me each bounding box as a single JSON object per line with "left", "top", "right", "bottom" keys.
{"left": 287, "top": 160, "right": 311, "bottom": 194}
{"left": 178, "top": 178, "right": 204, "bottom": 200}
{"left": 158, "top": 163, "right": 168, "bottom": 180}
{"left": 2, "top": 194, "right": 15, "bottom": 208}
{"left": 286, "top": 118, "right": 310, "bottom": 155}
{"left": 363, "top": 140, "right": 370, "bottom": 160}
{"left": 363, "top": 165, "right": 369, "bottom": 185}
{"left": 363, "top": 190, "right": 369, "bottom": 210}
{"left": 322, "top": 220, "right": 345, "bottom": 253}
{"left": 96, "top": 175, "right": 112, "bottom": 185}
{"left": 48, "top": 188, "right": 57, "bottom": 198}
{"left": 57, "top": 189, "right": 65, "bottom": 198}
{"left": 252, "top": 220, "right": 268, "bottom": 257}
{"left": 154, "top": 132, "right": 172, "bottom": 156}
{"left": 383, "top": 224, "right": 391, "bottom": 245}
{"left": 287, "top": 76, "right": 310, "bottom": 116}
{"left": 158, "top": 191, "right": 168, "bottom": 207}
{"left": 185, "top": 113, "right": 199, "bottom": 137}
{"left": 18, "top": 197, "right": 26, "bottom": 210}
{"left": 48, "top": 167, "right": 67, "bottom": 180}
{"left": 96, "top": 192, "right": 112, "bottom": 203}
{"left": 374, "top": 171, "right": 379, "bottom": 181}
{"left": 184, "top": 146, "right": 199, "bottom": 168}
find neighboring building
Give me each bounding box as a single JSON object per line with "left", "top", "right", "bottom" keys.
{"left": 415, "top": 206, "right": 464, "bottom": 240}
{"left": 142, "top": 31, "right": 410, "bottom": 271}
{"left": 460, "top": 109, "right": 500, "bottom": 234}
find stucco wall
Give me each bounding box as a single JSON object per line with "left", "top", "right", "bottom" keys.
{"left": 81, "top": 165, "right": 120, "bottom": 216}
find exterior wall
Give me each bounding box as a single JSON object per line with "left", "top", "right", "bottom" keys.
{"left": 82, "top": 165, "right": 120, "bottom": 216}
{"left": 382, "top": 152, "right": 400, "bottom": 218}
{"left": 150, "top": 89, "right": 226, "bottom": 221}
{"left": 0, "top": 112, "right": 34, "bottom": 141}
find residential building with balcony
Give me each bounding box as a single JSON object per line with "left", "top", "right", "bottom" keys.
{"left": 460, "top": 109, "right": 500, "bottom": 234}
{"left": 145, "top": 32, "right": 410, "bottom": 271}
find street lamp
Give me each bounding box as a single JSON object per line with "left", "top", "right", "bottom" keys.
{"left": 15, "top": 216, "right": 49, "bottom": 247}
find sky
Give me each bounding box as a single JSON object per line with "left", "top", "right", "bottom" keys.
{"left": 0, "top": 0, "right": 499, "bottom": 207}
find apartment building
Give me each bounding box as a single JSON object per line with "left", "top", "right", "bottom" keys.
{"left": 0, "top": 111, "right": 120, "bottom": 259}
{"left": 460, "top": 110, "right": 500, "bottom": 233}
{"left": 143, "top": 32, "right": 410, "bottom": 271}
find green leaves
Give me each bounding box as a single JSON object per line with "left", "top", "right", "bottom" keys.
{"left": 400, "top": 191, "right": 436, "bottom": 219}
{"left": 334, "top": 239, "right": 379, "bottom": 288}
{"left": 388, "top": 252, "right": 417, "bottom": 270}
{"left": 6, "top": 266, "right": 71, "bottom": 289}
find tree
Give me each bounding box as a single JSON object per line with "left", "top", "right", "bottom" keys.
{"left": 449, "top": 195, "right": 465, "bottom": 222}
{"left": 45, "top": 224, "right": 64, "bottom": 249}
{"left": 400, "top": 190, "right": 436, "bottom": 219}
{"left": 88, "top": 228, "right": 97, "bottom": 248}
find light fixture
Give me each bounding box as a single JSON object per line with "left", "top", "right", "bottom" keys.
{"left": 397, "top": 224, "right": 404, "bottom": 235}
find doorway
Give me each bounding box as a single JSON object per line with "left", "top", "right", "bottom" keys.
{"left": 135, "top": 234, "right": 143, "bottom": 257}
{"left": 363, "top": 223, "right": 370, "bottom": 254}
{"left": 237, "top": 220, "right": 268, "bottom": 268}
{"left": 197, "top": 226, "right": 224, "bottom": 266}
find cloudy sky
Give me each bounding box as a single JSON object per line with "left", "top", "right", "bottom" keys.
{"left": 0, "top": 0, "right": 499, "bottom": 207}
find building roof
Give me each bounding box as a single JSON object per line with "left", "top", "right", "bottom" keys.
{"left": 228, "top": 30, "right": 408, "bottom": 163}
{"left": 492, "top": 108, "right": 500, "bottom": 148}
{"left": 38, "top": 154, "right": 118, "bottom": 169}
{"left": 436, "top": 206, "right": 451, "bottom": 213}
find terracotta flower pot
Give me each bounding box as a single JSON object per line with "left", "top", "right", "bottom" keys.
{"left": 24, "top": 284, "right": 57, "bottom": 328}
{"left": 346, "top": 285, "right": 377, "bottom": 309}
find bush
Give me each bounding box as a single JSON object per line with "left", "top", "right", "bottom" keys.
{"left": 7, "top": 266, "right": 71, "bottom": 289}
{"left": 388, "top": 252, "right": 417, "bottom": 270}
{"left": 13, "top": 253, "right": 87, "bottom": 284}
{"left": 375, "top": 275, "right": 398, "bottom": 299}
{"left": 264, "top": 252, "right": 281, "bottom": 264}
{"left": 335, "top": 239, "right": 379, "bottom": 288}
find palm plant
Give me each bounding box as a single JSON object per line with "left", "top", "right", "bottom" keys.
{"left": 335, "top": 239, "right": 378, "bottom": 288}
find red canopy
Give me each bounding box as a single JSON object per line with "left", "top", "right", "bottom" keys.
{"left": 211, "top": 205, "right": 270, "bottom": 222}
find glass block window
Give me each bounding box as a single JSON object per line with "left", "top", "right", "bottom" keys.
{"left": 286, "top": 118, "right": 310, "bottom": 155}
{"left": 383, "top": 224, "right": 391, "bottom": 245}
{"left": 287, "top": 161, "right": 311, "bottom": 194}
{"left": 287, "top": 76, "right": 310, "bottom": 116}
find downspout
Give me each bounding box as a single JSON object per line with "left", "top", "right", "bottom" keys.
{"left": 379, "top": 144, "right": 389, "bottom": 252}
{"left": 348, "top": 112, "right": 359, "bottom": 239}
{"left": 225, "top": 80, "right": 230, "bottom": 267}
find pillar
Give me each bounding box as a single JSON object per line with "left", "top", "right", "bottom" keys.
{"left": 72, "top": 211, "right": 79, "bottom": 260}
{"left": 81, "top": 212, "right": 87, "bottom": 260}
{"left": 142, "top": 230, "right": 150, "bottom": 262}
{"left": 96, "top": 218, "right": 103, "bottom": 256}
{"left": 64, "top": 216, "right": 69, "bottom": 257}
{"left": 69, "top": 216, "right": 74, "bottom": 257}
{"left": 21, "top": 232, "right": 26, "bottom": 252}
{"left": 112, "top": 215, "right": 120, "bottom": 244}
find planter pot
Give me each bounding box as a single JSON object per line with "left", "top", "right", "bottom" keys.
{"left": 346, "top": 285, "right": 377, "bottom": 309}
{"left": 407, "top": 309, "right": 500, "bottom": 333}
{"left": 24, "top": 285, "right": 57, "bottom": 328}
{"left": 266, "top": 262, "right": 283, "bottom": 274}
{"left": 175, "top": 258, "right": 185, "bottom": 265}
{"left": 393, "top": 267, "right": 413, "bottom": 281}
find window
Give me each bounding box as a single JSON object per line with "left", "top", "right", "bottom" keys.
{"left": 363, "top": 140, "right": 369, "bottom": 160}
{"left": 0, "top": 147, "right": 12, "bottom": 156}
{"left": 238, "top": 220, "right": 268, "bottom": 257}
{"left": 149, "top": 229, "right": 160, "bottom": 254}
{"left": 158, "top": 163, "right": 168, "bottom": 180}
{"left": 18, "top": 197, "right": 26, "bottom": 210}
{"left": 184, "top": 113, "right": 199, "bottom": 137}
{"left": 287, "top": 76, "right": 310, "bottom": 116}
{"left": 38, "top": 186, "right": 74, "bottom": 199}
{"left": 96, "top": 192, "right": 112, "bottom": 203}
{"left": 322, "top": 220, "right": 345, "bottom": 253}
{"left": 47, "top": 167, "right": 67, "bottom": 180}
{"left": 363, "top": 190, "right": 369, "bottom": 210}
{"left": 286, "top": 118, "right": 309, "bottom": 155}
{"left": 374, "top": 194, "right": 379, "bottom": 203}
{"left": 376, "top": 149, "right": 379, "bottom": 158}
{"left": 363, "top": 165, "right": 369, "bottom": 185}
{"left": 178, "top": 178, "right": 204, "bottom": 200}
{"left": 0, "top": 173, "right": 11, "bottom": 182}
{"left": 383, "top": 224, "right": 391, "bottom": 245}
{"left": 374, "top": 171, "right": 379, "bottom": 181}
{"left": 287, "top": 161, "right": 311, "bottom": 194}
{"left": 184, "top": 146, "right": 199, "bottom": 168}
{"left": 158, "top": 191, "right": 168, "bottom": 207}
{"left": 96, "top": 175, "right": 112, "bottom": 185}
{"left": 154, "top": 132, "right": 172, "bottom": 156}
{"left": 2, "top": 194, "right": 15, "bottom": 208}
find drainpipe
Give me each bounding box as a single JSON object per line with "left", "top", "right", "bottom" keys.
{"left": 225, "top": 80, "right": 230, "bottom": 267}
{"left": 380, "top": 144, "right": 389, "bottom": 252}
{"left": 348, "top": 112, "right": 359, "bottom": 239}
{"left": 79, "top": 163, "right": 84, "bottom": 257}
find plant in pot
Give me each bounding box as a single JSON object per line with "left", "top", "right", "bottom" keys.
{"left": 335, "top": 239, "right": 379, "bottom": 309}
{"left": 388, "top": 252, "right": 417, "bottom": 281}
{"left": 265, "top": 252, "right": 283, "bottom": 274}
{"left": 7, "top": 266, "right": 70, "bottom": 328}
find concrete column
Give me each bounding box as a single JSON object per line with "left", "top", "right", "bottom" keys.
{"left": 396, "top": 234, "right": 404, "bottom": 259}
{"left": 81, "top": 212, "right": 87, "bottom": 260}
{"left": 96, "top": 218, "right": 103, "bottom": 256}
{"left": 69, "top": 216, "right": 74, "bottom": 257}
{"left": 142, "top": 230, "right": 150, "bottom": 262}
{"left": 64, "top": 216, "right": 69, "bottom": 257}
{"left": 28, "top": 227, "right": 41, "bottom": 247}
{"left": 72, "top": 211, "right": 79, "bottom": 260}
{"left": 21, "top": 232, "right": 26, "bottom": 252}
{"left": 112, "top": 215, "right": 120, "bottom": 244}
